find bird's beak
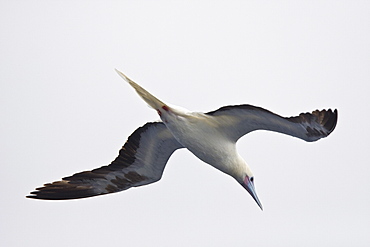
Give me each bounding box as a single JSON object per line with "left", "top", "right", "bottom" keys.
{"left": 242, "top": 177, "right": 263, "bottom": 210}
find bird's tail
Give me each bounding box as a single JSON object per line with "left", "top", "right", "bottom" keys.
{"left": 115, "top": 69, "right": 168, "bottom": 112}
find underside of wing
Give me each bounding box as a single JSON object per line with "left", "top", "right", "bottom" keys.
{"left": 27, "top": 122, "right": 183, "bottom": 200}
{"left": 206, "top": 104, "right": 338, "bottom": 142}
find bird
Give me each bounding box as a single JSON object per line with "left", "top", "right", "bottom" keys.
{"left": 27, "top": 69, "right": 338, "bottom": 209}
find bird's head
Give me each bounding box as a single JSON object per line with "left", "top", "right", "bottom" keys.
{"left": 213, "top": 154, "right": 263, "bottom": 210}
{"left": 233, "top": 160, "right": 263, "bottom": 210}
{"left": 241, "top": 174, "right": 263, "bottom": 210}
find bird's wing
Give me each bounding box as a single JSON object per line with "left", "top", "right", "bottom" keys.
{"left": 206, "top": 104, "right": 337, "bottom": 142}
{"left": 27, "top": 122, "right": 183, "bottom": 200}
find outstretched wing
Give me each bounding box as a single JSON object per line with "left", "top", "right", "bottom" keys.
{"left": 27, "top": 122, "right": 183, "bottom": 200}
{"left": 206, "top": 104, "right": 337, "bottom": 142}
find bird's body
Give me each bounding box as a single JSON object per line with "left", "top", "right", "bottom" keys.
{"left": 162, "top": 109, "right": 243, "bottom": 178}
{"left": 27, "top": 70, "right": 338, "bottom": 209}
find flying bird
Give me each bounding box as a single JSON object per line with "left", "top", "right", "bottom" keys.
{"left": 27, "top": 70, "right": 338, "bottom": 209}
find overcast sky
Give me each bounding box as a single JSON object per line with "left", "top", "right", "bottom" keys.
{"left": 1, "top": 1, "right": 370, "bottom": 246}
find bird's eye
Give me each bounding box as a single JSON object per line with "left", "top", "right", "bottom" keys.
{"left": 250, "top": 177, "right": 254, "bottom": 182}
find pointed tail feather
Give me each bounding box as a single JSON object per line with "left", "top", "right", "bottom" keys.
{"left": 115, "top": 69, "right": 167, "bottom": 111}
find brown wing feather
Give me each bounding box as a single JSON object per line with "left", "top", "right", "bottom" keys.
{"left": 206, "top": 104, "right": 338, "bottom": 142}
{"left": 286, "top": 109, "right": 338, "bottom": 139}
{"left": 27, "top": 122, "right": 182, "bottom": 200}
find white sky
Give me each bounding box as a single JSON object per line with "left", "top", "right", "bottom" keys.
{"left": 1, "top": 1, "right": 370, "bottom": 246}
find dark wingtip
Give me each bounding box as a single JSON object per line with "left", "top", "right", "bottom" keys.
{"left": 26, "top": 181, "right": 103, "bottom": 200}
{"left": 330, "top": 109, "right": 338, "bottom": 133}
{"left": 322, "top": 108, "right": 338, "bottom": 135}
{"left": 309, "top": 108, "right": 338, "bottom": 137}
{"left": 287, "top": 108, "right": 338, "bottom": 141}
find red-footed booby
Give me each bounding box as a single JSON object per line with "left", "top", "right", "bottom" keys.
{"left": 27, "top": 70, "right": 338, "bottom": 209}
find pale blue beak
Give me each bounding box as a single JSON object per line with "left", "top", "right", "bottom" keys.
{"left": 242, "top": 177, "right": 263, "bottom": 210}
